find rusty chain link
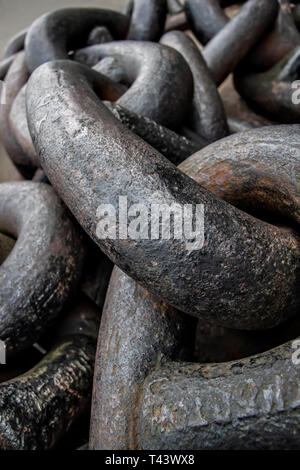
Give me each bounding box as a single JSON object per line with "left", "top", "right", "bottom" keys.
{"left": 0, "top": 0, "right": 299, "bottom": 451}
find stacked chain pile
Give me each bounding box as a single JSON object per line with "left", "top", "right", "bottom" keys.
{"left": 0, "top": 0, "right": 299, "bottom": 450}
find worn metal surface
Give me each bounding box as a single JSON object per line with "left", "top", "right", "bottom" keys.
{"left": 3, "top": 56, "right": 125, "bottom": 175}
{"left": 104, "top": 101, "right": 203, "bottom": 165}
{"left": 160, "top": 30, "right": 229, "bottom": 142}
{"left": 10, "top": 84, "right": 38, "bottom": 167}
{"left": 185, "top": 0, "right": 228, "bottom": 45}
{"left": 234, "top": 46, "right": 300, "bottom": 123}
{"left": 2, "top": 29, "right": 27, "bottom": 59}
{"left": 90, "top": 120, "right": 300, "bottom": 449}
{"left": 220, "top": 74, "right": 274, "bottom": 128}
{"left": 204, "top": 0, "right": 278, "bottom": 85}
{"left": 127, "top": 0, "right": 167, "bottom": 41}
{"left": 243, "top": 0, "right": 300, "bottom": 72}
{"left": 167, "top": 0, "right": 183, "bottom": 15}
{"left": 140, "top": 343, "right": 300, "bottom": 450}
{"left": 91, "top": 268, "right": 300, "bottom": 450}
{"left": 0, "top": 294, "right": 99, "bottom": 450}
{"left": 1, "top": 0, "right": 300, "bottom": 451}
{"left": 164, "top": 11, "right": 188, "bottom": 32}
{"left": 0, "top": 232, "right": 15, "bottom": 265}
{"left": 0, "top": 181, "right": 85, "bottom": 356}
{"left": 0, "top": 55, "right": 16, "bottom": 80}
{"left": 89, "top": 266, "right": 194, "bottom": 450}
{"left": 26, "top": 63, "right": 300, "bottom": 330}
{"left": 0, "top": 52, "right": 33, "bottom": 178}
{"left": 87, "top": 26, "right": 114, "bottom": 46}
{"left": 180, "top": 125, "right": 300, "bottom": 226}
{"left": 75, "top": 40, "right": 193, "bottom": 129}
{"left": 80, "top": 237, "right": 113, "bottom": 310}
{"left": 227, "top": 116, "right": 257, "bottom": 133}
{"left": 25, "top": 8, "right": 129, "bottom": 73}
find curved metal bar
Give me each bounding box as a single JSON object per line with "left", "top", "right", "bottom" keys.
{"left": 0, "top": 55, "right": 16, "bottom": 80}
{"left": 140, "top": 341, "right": 300, "bottom": 449}
{"left": 185, "top": 0, "right": 228, "bottom": 45}
{"left": 91, "top": 266, "right": 300, "bottom": 450}
{"left": 164, "top": 11, "right": 188, "bottom": 32}
{"left": 127, "top": 0, "right": 167, "bottom": 41}
{"left": 0, "top": 181, "right": 85, "bottom": 356}
{"left": 10, "top": 77, "right": 199, "bottom": 171}
{"left": 0, "top": 294, "right": 99, "bottom": 450}
{"left": 0, "top": 52, "right": 34, "bottom": 178}
{"left": 234, "top": 47, "right": 300, "bottom": 123}
{"left": 91, "top": 133, "right": 300, "bottom": 448}
{"left": 9, "top": 67, "right": 125, "bottom": 173}
{"left": 160, "top": 30, "right": 229, "bottom": 142}
{"left": 92, "top": 56, "right": 128, "bottom": 84}
{"left": 75, "top": 41, "right": 193, "bottom": 129}
{"left": 104, "top": 101, "right": 203, "bottom": 165}
{"left": 26, "top": 60, "right": 300, "bottom": 330}
{"left": 167, "top": 0, "right": 184, "bottom": 15}
{"left": 25, "top": 8, "right": 129, "bottom": 73}
{"left": 294, "top": 4, "right": 300, "bottom": 28}
{"left": 220, "top": 75, "right": 274, "bottom": 128}
{"left": 203, "top": 0, "right": 278, "bottom": 85}
{"left": 227, "top": 116, "right": 257, "bottom": 133}
{"left": 86, "top": 26, "right": 113, "bottom": 46}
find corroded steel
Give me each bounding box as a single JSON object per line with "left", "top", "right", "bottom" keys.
{"left": 26, "top": 64, "right": 300, "bottom": 330}
{"left": 0, "top": 182, "right": 85, "bottom": 356}
{"left": 0, "top": 295, "right": 99, "bottom": 450}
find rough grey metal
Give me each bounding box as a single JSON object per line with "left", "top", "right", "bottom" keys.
{"left": 10, "top": 84, "right": 38, "bottom": 167}
{"left": 91, "top": 268, "right": 300, "bottom": 450}
{"left": 75, "top": 40, "right": 193, "bottom": 129}
{"left": 2, "top": 57, "right": 125, "bottom": 175}
{"left": 104, "top": 101, "right": 203, "bottom": 165}
{"left": 25, "top": 8, "right": 129, "bottom": 72}
{"left": 204, "top": 0, "right": 278, "bottom": 85}
{"left": 127, "top": 0, "right": 167, "bottom": 41}
{"left": 179, "top": 124, "right": 300, "bottom": 226}
{"left": 89, "top": 266, "right": 194, "bottom": 450}
{"left": 0, "top": 52, "right": 33, "bottom": 178}
{"left": 0, "top": 181, "right": 85, "bottom": 356}
{"left": 87, "top": 26, "right": 114, "bottom": 46}
{"left": 26, "top": 61, "right": 300, "bottom": 330}
{"left": 243, "top": 0, "right": 300, "bottom": 72}
{"left": 160, "top": 30, "right": 229, "bottom": 142}
{"left": 2, "top": 29, "right": 27, "bottom": 59}
{"left": 0, "top": 55, "right": 16, "bottom": 80}
{"left": 164, "top": 11, "right": 188, "bottom": 32}
{"left": 167, "top": 0, "right": 183, "bottom": 15}
{"left": 0, "top": 295, "right": 99, "bottom": 450}
{"left": 234, "top": 46, "right": 300, "bottom": 123}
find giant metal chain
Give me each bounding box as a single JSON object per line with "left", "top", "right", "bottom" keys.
{"left": 0, "top": 0, "right": 299, "bottom": 450}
